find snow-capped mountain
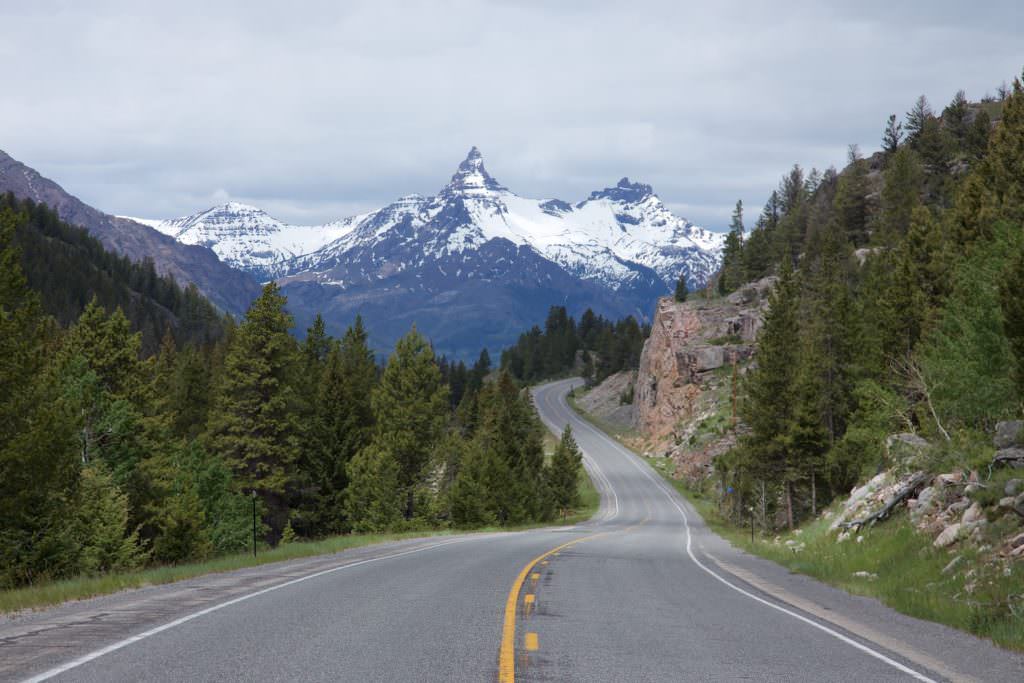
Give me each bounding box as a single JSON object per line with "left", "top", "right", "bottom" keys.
{"left": 126, "top": 202, "right": 355, "bottom": 280}
{"left": 281, "top": 147, "right": 722, "bottom": 294}
{"left": 134, "top": 148, "right": 723, "bottom": 356}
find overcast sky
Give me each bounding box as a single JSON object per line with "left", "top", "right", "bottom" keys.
{"left": 2, "top": 1, "right": 1022, "bottom": 231}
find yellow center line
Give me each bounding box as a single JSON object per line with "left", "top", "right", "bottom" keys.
{"left": 497, "top": 514, "right": 651, "bottom": 682}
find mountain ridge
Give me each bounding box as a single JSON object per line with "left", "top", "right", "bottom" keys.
{"left": 0, "top": 149, "right": 260, "bottom": 315}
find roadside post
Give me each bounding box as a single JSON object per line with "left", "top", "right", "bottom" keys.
{"left": 252, "top": 490, "right": 257, "bottom": 558}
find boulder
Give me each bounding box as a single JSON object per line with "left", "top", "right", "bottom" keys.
{"left": 961, "top": 502, "right": 985, "bottom": 525}
{"left": 994, "top": 420, "right": 1024, "bottom": 449}
{"left": 1009, "top": 532, "right": 1024, "bottom": 549}
{"left": 937, "top": 527, "right": 959, "bottom": 548}
{"left": 994, "top": 448, "right": 1024, "bottom": 468}
{"left": 1005, "top": 479, "right": 1024, "bottom": 497}
{"left": 999, "top": 496, "right": 1017, "bottom": 509}
{"left": 936, "top": 472, "right": 963, "bottom": 487}
{"left": 934, "top": 523, "right": 962, "bottom": 548}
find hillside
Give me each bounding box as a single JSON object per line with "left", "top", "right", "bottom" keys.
{"left": 596, "top": 77, "right": 1024, "bottom": 647}
{"left": 0, "top": 149, "right": 261, "bottom": 315}
{"left": 4, "top": 193, "right": 226, "bottom": 352}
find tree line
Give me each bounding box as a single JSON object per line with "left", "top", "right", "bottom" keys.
{"left": 712, "top": 74, "right": 1024, "bottom": 530}
{"left": 4, "top": 193, "right": 226, "bottom": 353}
{"left": 0, "top": 203, "right": 584, "bottom": 589}
{"left": 500, "top": 305, "right": 650, "bottom": 386}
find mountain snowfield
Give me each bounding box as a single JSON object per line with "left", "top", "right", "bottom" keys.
{"left": 130, "top": 147, "right": 723, "bottom": 291}
{"left": 127, "top": 148, "right": 723, "bottom": 356}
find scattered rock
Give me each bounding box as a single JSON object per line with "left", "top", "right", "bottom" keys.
{"left": 1005, "top": 479, "right": 1023, "bottom": 497}
{"left": 994, "top": 448, "right": 1024, "bottom": 468}
{"left": 1009, "top": 532, "right": 1024, "bottom": 550}
{"left": 856, "top": 535, "right": 865, "bottom": 544}
{"left": 936, "top": 472, "right": 963, "bottom": 487}
{"left": 852, "top": 571, "right": 878, "bottom": 580}
{"left": 994, "top": 420, "right": 1024, "bottom": 449}
{"left": 934, "top": 523, "right": 962, "bottom": 548}
{"left": 962, "top": 502, "right": 985, "bottom": 525}
{"left": 964, "top": 483, "right": 982, "bottom": 495}
{"left": 836, "top": 531, "right": 851, "bottom": 543}
{"left": 942, "top": 556, "right": 964, "bottom": 575}
{"left": 999, "top": 496, "right": 1017, "bottom": 509}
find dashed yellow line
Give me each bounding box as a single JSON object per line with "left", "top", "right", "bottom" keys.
{"left": 497, "top": 514, "right": 651, "bottom": 682}
{"left": 497, "top": 533, "right": 601, "bottom": 682}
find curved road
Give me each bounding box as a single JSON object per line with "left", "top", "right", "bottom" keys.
{"left": 3, "top": 379, "right": 1022, "bottom": 682}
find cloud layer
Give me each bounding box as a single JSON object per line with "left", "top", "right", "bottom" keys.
{"left": 2, "top": 1, "right": 1021, "bottom": 230}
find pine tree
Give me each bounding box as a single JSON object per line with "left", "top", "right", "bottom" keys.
{"left": 882, "top": 114, "right": 903, "bottom": 155}
{"left": 718, "top": 200, "right": 745, "bottom": 294}
{"left": 76, "top": 461, "right": 146, "bottom": 573}
{"left": 674, "top": 274, "right": 689, "bottom": 302}
{"left": 204, "top": 282, "right": 302, "bottom": 541}
{"left": 877, "top": 146, "right": 924, "bottom": 245}
{"left": 345, "top": 443, "right": 403, "bottom": 532}
{"left": 367, "top": 327, "right": 449, "bottom": 521}
{"left": 305, "top": 316, "right": 377, "bottom": 534}
{"left": 905, "top": 95, "right": 933, "bottom": 145}
{"left": 833, "top": 145, "right": 870, "bottom": 246}
{"left": 548, "top": 426, "right": 582, "bottom": 514}
{"left": 738, "top": 260, "right": 801, "bottom": 529}
{"left": 942, "top": 89, "right": 970, "bottom": 146}
{"left": 0, "top": 208, "right": 82, "bottom": 587}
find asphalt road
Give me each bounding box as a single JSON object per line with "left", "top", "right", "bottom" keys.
{"left": 2, "top": 378, "right": 1022, "bottom": 682}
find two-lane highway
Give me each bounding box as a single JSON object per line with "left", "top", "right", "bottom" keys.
{"left": 3, "top": 379, "right": 1022, "bottom": 682}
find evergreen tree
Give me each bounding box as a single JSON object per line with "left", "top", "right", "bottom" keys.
{"left": 548, "top": 426, "right": 582, "bottom": 513}
{"left": 738, "top": 260, "right": 801, "bottom": 529}
{"left": 76, "top": 461, "right": 146, "bottom": 573}
{"left": 305, "top": 316, "right": 377, "bottom": 534}
{"left": 942, "top": 89, "right": 971, "bottom": 146}
{"left": 876, "top": 146, "right": 924, "bottom": 245}
{"left": 833, "top": 146, "right": 870, "bottom": 246}
{"left": 674, "top": 274, "right": 689, "bottom": 302}
{"left": 344, "top": 443, "right": 403, "bottom": 532}
{"left": 367, "top": 327, "right": 449, "bottom": 520}
{"left": 882, "top": 114, "right": 903, "bottom": 155}
{"left": 718, "top": 200, "right": 745, "bottom": 294}
{"left": 905, "top": 95, "right": 933, "bottom": 145}
{"left": 204, "top": 282, "right": 302, "bottom": 540}
{"left": 0, "top": 208, "right": 81, "bottom": 588}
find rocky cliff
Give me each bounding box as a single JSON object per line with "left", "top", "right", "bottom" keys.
{"left": 633, "top": 277, "right": 774, "bottom": 479}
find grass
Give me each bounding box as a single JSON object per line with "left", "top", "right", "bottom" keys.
{"left": 659, "top": 467, "right": 1024, "bottom": 651}
{"left": 0, "top": 530, "right": 458, "bottom": 615}
{"left": 568, "top": 394, "right": 1024, "bottom": 651}
{"left": 1, "top": 461, "right": 601, "bottom": 616}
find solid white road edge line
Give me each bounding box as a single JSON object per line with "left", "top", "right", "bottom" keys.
{"left": 549, "top": 379, "right": 939, "bottom": 683}
{"left": 20, "top": 536, "right": 486, "bottom": 683}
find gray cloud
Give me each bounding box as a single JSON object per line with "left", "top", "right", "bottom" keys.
{"left": 2, "top": 0, "right": 1021, "bottom": 230}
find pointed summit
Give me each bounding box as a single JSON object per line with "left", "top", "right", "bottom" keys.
{"left": 442, "top": 146, "right": 508, "bottom": 197}
{"left": 587, "top": 177, "right": 655, "bottom": 203}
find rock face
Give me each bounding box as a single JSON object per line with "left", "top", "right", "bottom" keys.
{"left": 575, "top": 370, "right": 637, "bottom": 431}
{"left": 634, "top": 277, "right": 773, "bottom": 444}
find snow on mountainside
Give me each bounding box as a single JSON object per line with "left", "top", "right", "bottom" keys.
{"left": 134, "top": 147, "right": 724, "bottom": 291}
{"left": 124, "top": 202, "right": 357, "bottom": 280}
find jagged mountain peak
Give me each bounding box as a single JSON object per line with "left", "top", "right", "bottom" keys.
{"left": 587, "top": 177, "right": 655, "bottom": 204}
{"left": 442, "top": 146, "right": 508, "bottom": 197}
